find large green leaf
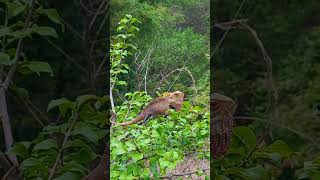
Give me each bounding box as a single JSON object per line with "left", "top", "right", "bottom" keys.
{"left": 8, "top": 141, "right": 31, "bottom": 159}
{"left": 43, "top": 123, "right": 68, "bottom": 135}
{"left": 64, "top": 148, "right": 97, "bottom": 164}
{"left": 37, "top": 9, "right": 62, "bottom": 24}
{"left": 75, "top": 95, "right": 99, "bottom": 110}
{"left": 131, "top": 152, "right": 143, "bottom": 162}
{"left": 245, "top": 165, "right": 270, "bottom": 180}
{"left": 22, "top": 61, "right": 54, "bottom": 76}
{"left": 266, "top": 140, "right": 293, "bottom": 157}
{"left": 252, "top": 152, "right": 282, "bottom": 165}
{"left": 60, "top": 161, "right": 87, "bottom": 175}
{"left": 10, "top": 85, "right": 29, "bottom": 98}
{"left": 20, "top": 157, "right": 42, "bottom": 168}
{"left": 232, "top": 126, "right": 257, "bottom": 151}
{"left": 72, "top": 123, "right": 99, "bottom": 144}
{"left": 7, "top": 2, "right": 26, "bottom": 19}
{"left": 32, "top": 139, "right": 58, "bottom": 151}
{"left": 47, "top": 97, "right": 72, "bottom": 112}
{"left": 31, "top": 25, "right": 58, "bottom": 38}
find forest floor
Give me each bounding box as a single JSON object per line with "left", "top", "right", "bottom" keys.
{"left": 171, "top": 153, "right": 210, "bottom": 180}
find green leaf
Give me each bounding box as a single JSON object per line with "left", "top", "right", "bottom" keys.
{"left": 23, "top": 61, "right": 54, "bottom": 76}
{"left": 60, "top": 161, "right": 87, "bottom": 175}
{"left": 43, "top": 123, "right": 68, "bottom": 134}
{"left": 32, "top": 25, "right": 58, "bottom": 38}
{"left": 113, "top": 142, "right": 126, "bottom": 155}
{"left": 131, "top": 152, "right": 143, "bottom": 162}
{"left": 8, "top": 28, "right": 33, "bottom": 39}
{"left": 117, "top": 26, "right": 124, "bottom": 32}
{"left": 64, "top": 148, "right": 97, "bottom": 164}
{"left": 75, "top": 95, "right": 99, "bottom": 109}
{"left": 47, "top": 98, "right": 71, "bottom": 112}
{"left": 245, "top": 165, "right": 270, "bottom": 180}
{"left": 8, "top": 141, "right": 30, "bottom": 159}
{"left": 266, "top": 140, "right": 293, "bottom": 157}
{"left": 7, "top": 2, "right": 26, "bottom": 19}
{"left": 126, "top": 14, "right": 132, "bottom": 19}
{"left": 33, "top": 139, "right": 58, "bottom": 151}
{"left": 159, "top": 158, "right": 169, "bottom": 169}
{"left": 0, "top": 52, "right": 11, "bottom": 65}
{"left": 117, "top": 81, "right": 127, "bottom": 86}
{"left": 10, "top": 85, "right": 29, "bottom": 98}
{"left": 38, "top": 9, "right": 62, "bottom": 24}
{"left": 253, "top": 152, "right": 282, "bottom": 165}
{"left": 20, "top": 157, "right": 41, "bottom": 168}
{"left": 72, "top": 123, "right": 99, "bottom": 144}
{"left": 64, "top": 139, "right": 91, "bottom": 149}
{"left": 53, "top": 172, "right": 82, "bottom": 180}
{"left": 232, "top": 126, "right": 257, "bottom": 151}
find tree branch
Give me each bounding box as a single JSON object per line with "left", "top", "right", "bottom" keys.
{"left": 3, "top": 0, "right": 37, "bottom": 89}
{"left": 48, "top": 113, "right": 79, "bottom": 180}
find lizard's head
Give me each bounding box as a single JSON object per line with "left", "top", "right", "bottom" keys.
{"left": 168, "top": 91, "right": 184, "bottom": 104}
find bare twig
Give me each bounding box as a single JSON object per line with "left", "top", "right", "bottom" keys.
{"left": 61, "top": 19, "right": 83, "bottom": 40}
{"left": 88, "top": 0, "right": 108, "bottom": 30}
{"left": 97, "top": 8, "right": 109, "bottom": 35}
{"left": 95, "top": 53, "right": 108, "bottom": 77}
{"left": 215, "top": 19, "right": 277, "bottom": 137}
{"left": 211, "top": 0, "right": 247, "bottom": 57}
{"left": 25, "top": 98, "right": 50, "bottom": 123}
{"left": 9, "top": 92, "right": 45, "bottom": 127}
{"left": 240, "top": 133, "right": 267, "bottom": 166}
{"left": 157, "top": 67, "right": 197, "bottom": 99}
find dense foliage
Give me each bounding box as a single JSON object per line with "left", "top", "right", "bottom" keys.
{"left": 212, "top": 127, "right": 320, "bottom": 179}
{"left": 111, "top": 0, "right": 209, "bottom": 96}
{"left": 0, "top": 0, "right": 108, "bottom": 179}
{"left": 212, "top": 0, "right": 320, "bottom": 179}
{"left": 109, "top": 12, "right": 210, "bottom": 179}
{"left": 110, "top": 92, "right": 209, "bottom": 179}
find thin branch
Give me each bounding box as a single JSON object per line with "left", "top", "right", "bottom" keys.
{"left": 240, "top": 133, "right": 267, "bottom": 166}
{"left": 157, "top": 67, "right": 197, "bottom": 98}
{"left": 25, "top": 98, "right": 50, "bottom": 123}
{"left": 1, "top": 165, "right": 16, "bottom": 180}
{"left": 61, "top": 19, "right": 83, "bottom": 40}
{"left": 95, "top": 53, "right": 108, "bottom": 77}
{"left": 48, "top": 113, "right": 79, "bottom": 180}
{"left": 9, "top": 92, "right": 45, "bottom": 127}
{"left": 211, "top": 0, "right": 247, "bottom": 57}
{"left": 88, "top": 0, "right": 108, "bottom": 30}
{"left": 97, "top": 8, "right": 109, "bottom": 36}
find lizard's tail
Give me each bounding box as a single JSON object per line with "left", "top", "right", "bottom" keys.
{"left": 114, "top": 114, "right": 145, "bottom": 126}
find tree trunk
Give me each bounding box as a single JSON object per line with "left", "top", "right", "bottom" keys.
{"left": 0, "top": 87, "right": 18, "bottom": 165}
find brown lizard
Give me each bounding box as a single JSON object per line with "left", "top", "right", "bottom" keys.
{"left": 112, "top": 91, "right": 184, "bottom": 126}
